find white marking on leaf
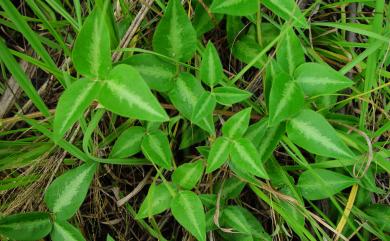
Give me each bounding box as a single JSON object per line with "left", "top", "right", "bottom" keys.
{"left": 273, "top": 81, "right": 296, "bottom": 119}
{"left": 52, "top": 165, "right": 94, "bottom": 214}
{"left": 168, "top": 1, "right": 183, "bottom": 58}
{"left": 298, "top": 77, "right": 349, "bottom": 85}
{"left": 176, "top": 79, "right": 198, "bottom": 108}
{"left": 136, "top": 65, "right": 173, "bottom": 79}
{"left": 290, "top": 119, "right": 352, "bottom": 157}
{"left": 216, "top": 0, "right": 247, "bottom": 8}
{"left": 106, "top": 81, "right": 166, "bottom": 119}
{"left": 233, "top": 141, "right": 263, "bottom": 174}
{"left": 209, "top": 138, "right": 229, "bottom": 169}
{"left": 179, "top": 194, "right": 203, "bottom": 239}
{"left": 58, "top": 82, "right": 95, "bottom": 136}
{"left": 147, "top": 134, "right": 167, "bottom": 164}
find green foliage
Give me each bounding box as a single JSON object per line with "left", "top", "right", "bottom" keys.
{"left": 141, "top": 130, "right": 173, "bottom": 170}
{"left": 137, "top": 183, "right": 174, "bottom": 219}
{"left": 110, "top": 126, "right": 145, "bottom": 158}
{"left": 44, "top": 162, "right": 97, "bottom": 220}
{"left": 298, "top": 169, "right": 358, "bottom": 200}
{"left": 98, "top": 64, "right": 169, "bottom": 122}
{"left": 200, "top": 42, "right": 224, "bottom": 87}
{"left": 171, "top": 191, "right": 206, "bottom": 241}
{"left": 294, "top": 62, "right": 354, "bottom": 96}
{"left": 152, "top": 0, "right": 197, "bottom": 62}
{"left": 51, "top": 221, "right": 86, "bottom": 241}
{"left": 287, "top": 109, "right": 354, "bottom": 159}
{"left": 1, "top": 0, "right": 388, "bottom": 240}
{"left": 210, "top": 0, "right": 259, "bottom": 16}
{"left": 0, "top": 212, "right": 52, "bottom": 240}
{"left": 72, "top": 9, "right": 111, "bottom": 79}
{"left": 172, "top": 160, "right": 204, "bottom": 190}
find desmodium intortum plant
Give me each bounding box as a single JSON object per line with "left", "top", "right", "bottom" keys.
{"left": 0, "top": 0, "right": 389, "bottom": 240}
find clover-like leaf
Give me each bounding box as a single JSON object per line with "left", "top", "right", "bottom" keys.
{"left": 172, "top": 160, "right": 204, "bottom": 190}
{"left": 210, "top": 0, "right": 259, "bottom": 16}
{"left": 230, "top": 138, "right": 269, "bottom": 179}
{"left": 200, "top": 42, "right": 223, "bottom": 87}
{"left": 137, "top": 183, "right": 174, "bottom": 219}
{"left": 222, "top": 108, "right": 252, "bottom": 138}
{"left": 122, "top": 54, "right": 176, "bottom": 92}
{"left": 171, "top": 191, "right": 206, "bottom": 241}
{"left": 51, "top": 221, "right": 86, "bottom": 241}
{"left": 191, "top": 92, "right": 216, "bottom": 123}
{"left": 294, "top": 63, "right": 354, "bottom": 96}
{"left": 44, "top": 162, "right": 97, "bottom": 220}
{"left": 276, "top": 29, "right": 305, "bottom": 76}
{"left": 98, "top": 64, "right": 169, "bottom": 122}
{"left": 72, "top": 9, "right": 111, "bottom": 79}
{"left": 0, "top": 212, "right": 52, "bottom": 241}
{"left": 298, "top": 169, "right": 357, "bottom": 200}
{"left": 206, "top": 137, "right": 231, "bottom": 173}
{"left": 53, "top": 78, "right": 100, "bottom": 140}
{"left": 141, "top": 130, "right": 173, "bottom": 169}
{"left": 213, "top": 86, "right": 252, "bottom": 106}
{"left": 269, "top": 71, "right": 304, "bottom": 125}
{"left": 152, "top": 0, "right": 197, "bottom": 62}
{"left": 287, "top": 109, "right": 355, "bottom": 159}
{"left": 110, "top": 126, "right": 146, "bottom": 158}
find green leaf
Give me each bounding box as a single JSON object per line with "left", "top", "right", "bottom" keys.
{"left": 152, "top": 0, "right": 197, "bottom": 62}
{"left": 365, "top": 204, "right": 390, "bottom": 232}
{"left": 98, "top": 64, "right": 169, "bottom": 122}
{"left": 121, "top": 54, "right": 176, "bottom": 92}
{"left": 269, "top": 71, "right": 304, "bottom": 125}
{"left": 44, "top": 162, "right": 97, "bottom": 220}
{"left": 213, "top": 86, "right": 252, "bottom": 106}
{"left": 141, "top": 130, "right": 172, "bottom": 169}
{"left": 137, "top": 183, "right": 174, "bottom": 219}
{"left": 262, "top": 0, "right": 308, "bottom": 29}
{"left": 230, "top": 138, "right": 269, "bottom": 179}
{"left": 222, "top": 108, "right": 252, "bottom": 138}
{"left": 294, "top": 63, "right": 354, "bottom": 96}
{"left": 106, "top": 234, "right": 116, "bottom": 241}
{"left": 265, "top": 60, "right": 283, "bottom": 108}
{"left": 110, "top": 126, "right": 146, "bottom": 158}
{"left": 169, "top": 73, "right": 214, "bottom": 134}
{"left": 226, "top": 16, "right": 245, "bottom": 46}
{"left": 244, "top": 118, "right": 268, "bottom": 147}
{"left": 179, "top": 124, "right": 208, "bottom": 150}
{"left": 53, "top": 79, "right": 100, "bottom": 139}
{"left": 210, "top": 0, "right": 259, "bottom": 16}
{"left": 276, "top": 30, "right": 305, "bottom": 76}
{"left": 191, "top": 92, "right": 216, "bottom": 123}
{"left": 51, "top": 221, "right": 86, "bottom": 241}
{"left": 72, "top": 9, "right": 111, "bottom": 79}
{"left": 199, "top": 194, "right": 217, "bottom": 209}
{"left": 220, "top": 206, "right": 270, "bottom": 239}
{"left": 232, "top": 34, "right": 266, "bottom": 69}
{"left": 171, "top": 191, "right": 206, "bottom": 241}
{"left": 298, "top": 169, "right": 357, "bottom": 200}
{"left": 257, "top": 122, "right": 285, "bottom": 162}
{"left": 287, "top": 109, "right": 354, "bottom": 159}
{"left": 206, "top": 137, "right": 231, "bottom": 173}
{"left": 192, "top": 0, "right": 223, "bottom": 36}
{"left": 200, "top": 42, "right": 224, "bottom": 87}
{"left": 172, "top": 160, "right": 204, "bottom": 190}
{"left": 0, "top": 212, "right": 52, "bottom": 241}
{"left": 214, "top": 177, "right": 246, "bottom": 201}
{"left": 169, "top": 73, "right": 203, "bottom": 118}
